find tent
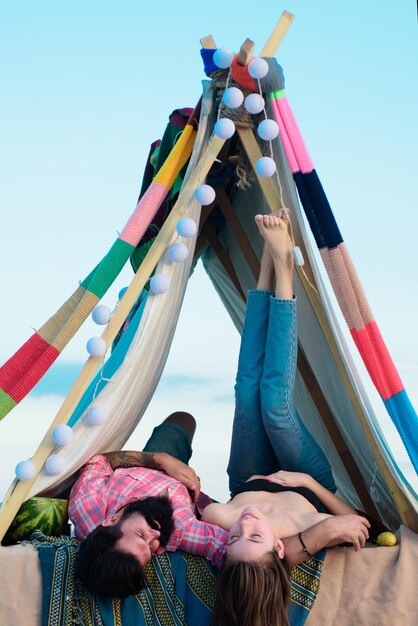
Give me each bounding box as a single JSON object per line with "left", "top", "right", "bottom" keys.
{"left": 0, "top": 10, "right": 417, "bottom": 544}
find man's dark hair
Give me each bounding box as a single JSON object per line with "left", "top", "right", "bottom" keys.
{"left": 75, "top": 496, "right": 174, "bottom": 598}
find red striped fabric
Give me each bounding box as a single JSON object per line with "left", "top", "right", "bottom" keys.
{"left": 351, "top": 322, "right": 404, "bottom": 400}
{"left": 0, "top": 334, "right": 60, "bottom": 402}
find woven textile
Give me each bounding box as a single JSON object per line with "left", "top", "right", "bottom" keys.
{"left": 31, "top": 532, "right": 325, "bottom": 626}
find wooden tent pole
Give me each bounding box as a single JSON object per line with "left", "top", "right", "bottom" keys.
{"left": 202, "top": 223, "right": 246, "bottom": 300}
{"left": 0, "top": 134, "right": 227, "bottom": 542}
{"left": 203, "top": 26, "right": 417, "bottom": 527}
{"left": 215, "top": 187, "right": 260, "bottom": 280}
{"left": 259, "top": 11, "right": 295, "bottom": 57}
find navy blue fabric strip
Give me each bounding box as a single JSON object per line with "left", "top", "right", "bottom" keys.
{"left": 294, "top": 170, "right": 343, "bottom": 249}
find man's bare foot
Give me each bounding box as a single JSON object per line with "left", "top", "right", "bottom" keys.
{"left": 254, "top": 211, "right": 293, "bottom": 299}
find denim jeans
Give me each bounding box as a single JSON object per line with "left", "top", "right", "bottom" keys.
{"left": 227, "top": 290, "right": 336, "bottom": 496}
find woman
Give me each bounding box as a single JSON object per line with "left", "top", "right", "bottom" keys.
{"left": 201, "top": 210, "right": 360, "bottom": 626}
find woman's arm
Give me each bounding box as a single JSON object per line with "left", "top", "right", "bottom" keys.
{"left": 283, "top": 514, "right": 371, "bottom": 566}
{"left": 103, "top": 451, "right": 201, "bottom": 501}
{"left": 265, "top": 470, "right": 357, "bottom": 516}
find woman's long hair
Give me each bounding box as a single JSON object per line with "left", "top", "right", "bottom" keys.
{"left": 213, "top": 550, "right": 291, "bottom": 626}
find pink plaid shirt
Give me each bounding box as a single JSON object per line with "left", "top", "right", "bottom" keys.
{"left": 68, "top": 455, "right": 227, "bottom": 567}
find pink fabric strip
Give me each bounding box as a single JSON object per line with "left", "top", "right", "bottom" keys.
{"left": 119, "top": 182, "right": 169, "bottom": 246}
{"left": 351, "top": 322, "right": 404, "bottom": 400}
{"left": 271, "top": 98, "right": 299, "bottom": 173}
{"left": 320, "top": 245, "right": 374, "bottom": 331}
{"left": 277, "top": 97, "right": 314, "bottom": 174}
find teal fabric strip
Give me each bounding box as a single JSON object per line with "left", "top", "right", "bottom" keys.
{"left": 67, "top": 289, "right": 149, "bottom": 428}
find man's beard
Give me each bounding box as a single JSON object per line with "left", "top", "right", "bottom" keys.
{"left": 122, "top": 496, "right": 174, "bottom": 547}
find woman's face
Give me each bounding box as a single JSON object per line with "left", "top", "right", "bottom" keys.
{"left": 226, "top": 507, "right": 278, "bottom": 562}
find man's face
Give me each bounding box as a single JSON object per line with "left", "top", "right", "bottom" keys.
{"left": 116, "top": 513, "right": 161, "bottom": 565}
{"left": 103, "top": 496, "right": 174, "bottom": 566}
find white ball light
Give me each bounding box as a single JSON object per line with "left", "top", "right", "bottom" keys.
{"left": 214, "top": 118, "right": 236, "bottom": 139}
{"left": 244, "top": 93, "right": 265, "bottom": 114}
{"left": 87, "top": 405, "right": 109, "bottom": 426}
{"left": 118, "top": 286, "right": 128, "bottom": 300}
{"left": 168, "top": 242, "right": 189, "bottom": 263}
{"left": 213, "top": 48, "right": 233, "bottom": 69}
{"left": 15, "top": 460, "right": 36, "bottom": 481}
{"left": 194, "top": 184, "right": 216, "bottom": 206}
{"left": 176, "top": 217, "right": 197, "bottom": 238}
{"left": 257, "top": 119, "right": 280, "bottom": 141}
{"left": 45, "top": 454, "right": 66, "bottom": 475}
{"left": 222, "top": 87, "right": 244, "bottom": 109}
{"left": 293, "top": 246, "right": 305, "bottom": 267}
{"left": 86, "top": 336, "right": 107, "bottom": 357}
{"left": 255, "top": 156, "right": 277, "bottom": 178}
{"left": 92, "top": 305, "right": 111, "bottom": 325}
{"left": 52, "top": 424, "right": 74, "bottom": 446}
{"left": 150, "top": 274, "right": 170, "bottom": 294}
{"left": 248, "top": 57, "right": 269, "bottom": 79}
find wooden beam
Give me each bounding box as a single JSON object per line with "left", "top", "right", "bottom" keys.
{"left": 0, "top": 133, "right": 228, "bottom": 542}
{"left": 237, "top": 127, "right": 283, "bottom": 211}
{"left": 238, "top": 38, "right": 255, "bottom": 66}
{"left": 297, "top": 347, "right": 379, "bottom": 518}
{"left": 259, "top": 10, "right": 295, "bottom": 57}
{"left": 202, "top": 222, "right": 246, "bottom": 301}
{"left": 199, "top": 15, "right": 418, "bottom": 528}
{"left": 200, "top": 35, "right": 217, "bottom": 49}
{"left": 215, "top": 187, "right": 260, "bottom": 280}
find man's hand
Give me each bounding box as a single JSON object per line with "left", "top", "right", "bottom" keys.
{"left": 104, "top": 450, "right": 201, "bottom": 502}
{"left": 321, "top": 514, "right": 371, "bottom": 550}
{"left": 158, "top": 453, "right": 201, "bottom": 502}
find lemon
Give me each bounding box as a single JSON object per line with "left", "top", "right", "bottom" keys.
{"left": 376, "top": 531, "right": 397, "bottom": 546}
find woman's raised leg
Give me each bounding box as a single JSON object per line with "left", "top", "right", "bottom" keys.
{"left": 256, "top": 213, "right": 336, "bottom": 492}
{"left": 227, "top": 221, "right": 280, "bottom": 495}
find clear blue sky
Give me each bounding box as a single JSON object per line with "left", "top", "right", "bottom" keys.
{"left": 0, "top": 1, "right": 417, "bottom": 500}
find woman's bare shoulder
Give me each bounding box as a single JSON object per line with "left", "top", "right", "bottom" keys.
{"left": 201, "top": 502, "right": 231, "bottom": 528}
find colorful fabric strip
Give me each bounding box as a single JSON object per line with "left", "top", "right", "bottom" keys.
{"left": 270, "top": 90, "right": 418, "bottom": 472}
{"left": 0, "top": 108, "right": 199, "bottom": 421}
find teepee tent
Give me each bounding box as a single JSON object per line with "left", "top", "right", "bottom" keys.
{"left": 0, "top": 11, "right": 417, "bottom": 542}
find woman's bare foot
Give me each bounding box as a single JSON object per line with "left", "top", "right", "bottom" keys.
{"left": 254, "top": 210, "right": 293, "bottom": 299}
{"left": 256, "top": 209, "right": 286, "bottom": 291}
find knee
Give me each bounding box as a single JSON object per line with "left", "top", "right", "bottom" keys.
{"left": 260, "top": 385, "right": 288, "bottom": 418}
{"left": 163, "top": 412, "right": 196, "bottom": 441}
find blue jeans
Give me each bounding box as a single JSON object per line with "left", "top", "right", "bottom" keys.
{"left": 227, "top": 290, "right": 336, "bottom": 496}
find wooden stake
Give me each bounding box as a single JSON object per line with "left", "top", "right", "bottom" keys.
{"left": 237, "top": 127, "right": 283, "bottom": 211}
{"left": 200, "top": 35, "right": 216, "bottom": 49}
{"left": 260, "top": 10, "right": 295, "bottom": 57}
{"left": 0, "top": 134, "right": 227, "bottom": 542}
{"left": 215, "top": 187, "right": 260, "bottom": 280}
{"left": 238, "top": 38, "right": 255, "bottom": 66}
{"left": 203, "top": 222, "right": 246, "bottom": 300}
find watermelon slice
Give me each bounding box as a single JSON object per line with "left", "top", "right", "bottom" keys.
{"left": 2, "top": 497, "right": 69, "bottom": 545}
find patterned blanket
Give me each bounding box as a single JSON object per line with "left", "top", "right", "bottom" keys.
{"left": 31, "top": 532, "right": 325, "bottom": 626}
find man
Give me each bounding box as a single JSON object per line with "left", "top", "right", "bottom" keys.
{"left": 70, "top": 412, "right": 370, "bottom": 598}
